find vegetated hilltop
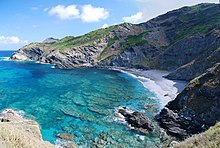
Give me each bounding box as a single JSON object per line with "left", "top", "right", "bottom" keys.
{"left": 11, "top": 3, "right": 220, "bottom": 81}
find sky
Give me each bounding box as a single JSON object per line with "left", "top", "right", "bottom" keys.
{"left": 0, "top": 0, "right": 218, "bottom": 50}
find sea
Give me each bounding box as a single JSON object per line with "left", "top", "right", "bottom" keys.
{"left": 0, "top": 50, "right": 162, "bottom": 147}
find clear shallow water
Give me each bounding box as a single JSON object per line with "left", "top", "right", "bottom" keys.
{"left": 0, "top": 51, "right": 161, "bottom": 147}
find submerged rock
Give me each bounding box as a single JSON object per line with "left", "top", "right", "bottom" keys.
{"left": 57, "top": 133, "right": 74, "bottom": 141}
{"left": 60, "top": 142, "right": 78, "bottom": 148}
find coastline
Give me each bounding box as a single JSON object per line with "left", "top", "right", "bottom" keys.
{"left": 111, "top": 67, "right": 187, "bottom": 108}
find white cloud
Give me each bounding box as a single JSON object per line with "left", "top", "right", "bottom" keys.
{"left": 81, "top": 4, "right": 109, "bottom": 23}
{"left": 47, "top": 4, "right": 109, "bottom": 22}
{"left": 0, "top": 36, "right": 28, "bottom": 45}
{"left": 48, "top": 5, "right": 80, "bottom": 20}
{"left": 123, "top": 12, "right": 143, "bottom": 24}
{"left": 102, "top": 24, "right": 109, "bottom": 28}
{"left": 133, "top": 0, "right": 218, "bottom": 22}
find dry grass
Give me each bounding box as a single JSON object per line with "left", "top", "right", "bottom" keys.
{"left": 175, "top": 122, "right": 220, "bottom": 148}
{"left": 0, "top": 110, "right": 55, "bottom": 148}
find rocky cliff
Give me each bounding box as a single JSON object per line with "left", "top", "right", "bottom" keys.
{"left": 157, "top": 63, "right": 220, "bottom": 140}
{"left": 0, "top": 109, "right": 55, "bottom": 148}
{"left": 11, "top": 3, "right": 220, "bottom": 81}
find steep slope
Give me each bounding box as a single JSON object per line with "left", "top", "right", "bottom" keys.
{"left": 100, "top": 4, "right": 220, "bottom": 72}
{"left": 164, "top": 28, "right": 220, "bottom": 80}
{"left": 11, "top": 3, "right": 220, "bottom": 77}
{"left": 174, "top": 122, "right": 220, "bottom": 148}
{"left": 11, "top": 23, "right": 146, "bottom": 68}
{"left": 157, "top": 63, "right": 220, "bottom": 140}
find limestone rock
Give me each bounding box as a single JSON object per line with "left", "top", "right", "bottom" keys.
{"left": 0, "top": 109, "right": 55, "bottom": 148}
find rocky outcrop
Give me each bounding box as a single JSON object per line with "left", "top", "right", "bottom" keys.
{"left": 116, "top": 107, "right": 154, "bottom": 134}
{"left": 157, "top": 63, "right": 220, "bottom": 140}
{"left": 43, "top": 38, "right": 59, "bottom": 44}
{"left": 10, "top": 23, "right": 146, "bottom": 68}
{"left": 0, "top": 109, "right": 55, "bottom": 148}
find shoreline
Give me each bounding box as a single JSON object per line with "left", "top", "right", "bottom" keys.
{"left": 4, "top": 55, "right": 187, "bottom": 109}
{"left": 111, "top": 67, "right": 187, "bottom": 109}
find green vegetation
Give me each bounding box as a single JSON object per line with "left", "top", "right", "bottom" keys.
{"left": 106, "top": 36, "right": 119, "bottom": 48}
{"left": 98, "top": 31, "right": 149, "bottom": 61}
{"left": 175, "top": 122, "right": 220, "bottom": 148}
{"left": 98, "top": 36, "right": 119, "bottom": 60}
{"left": 180, "top": 3, "right": 215, "bottom": 22}
{"left": 187, "top": 3, "right": 214, "bottom": 13}
{"left": 47, "top": 25, "right": 121, "bottom": 51}
{"left": 121, "top": 32, "right": 147, "bottom": 47}
{"left": 49, "top": 36, "right": 76, "bottom": 51}
{"left": 165, "top": 4, "right": 220, "bottom": 49}
{"left": 132, "top": 57, "right": 155, "bottom": 68}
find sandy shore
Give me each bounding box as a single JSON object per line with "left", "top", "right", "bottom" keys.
{"left": 111, "top": 67, "right": 187, "bottom": 109}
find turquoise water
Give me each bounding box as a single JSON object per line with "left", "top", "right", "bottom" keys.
{"left": 0, "top": 51, "right": 161, "bottom": 147}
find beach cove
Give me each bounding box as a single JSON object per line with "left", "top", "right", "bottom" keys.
{"left": 0, "top": 51, "right": 186, "bottom": 147}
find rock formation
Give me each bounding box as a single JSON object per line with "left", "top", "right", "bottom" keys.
{"left": 0, "top": 109, "right": 55, "bottom": 148}
{"left": 157, "top": 63, "right": 220, "bottom": 140}
{"left": 116, "top": 107, "right": 154, "bottom": 134}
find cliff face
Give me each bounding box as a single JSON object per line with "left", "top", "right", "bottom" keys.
{"left": 0, "top": 109, "right": 55, "bottom": 148}
{"left": 157, "top": 63, "right": 220, "bottom": 140}
{"left": 11, "top": 23, "right": 146, "bottom": 68}
{"left": 11, "top": 4, "right": 220, "bottom": 80}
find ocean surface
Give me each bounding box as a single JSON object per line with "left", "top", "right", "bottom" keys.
{"left": 0, "top": 51, "right": 161, "bottom": 147}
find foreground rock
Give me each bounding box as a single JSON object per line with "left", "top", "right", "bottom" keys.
{"left": 157, "top": 63, "right": 220, "bottom": 140}
{"left": 0, "top": 109, "right": 55, "bottom": 148}
{"left": 116, "top": 107, "right": 154, "bottom": 134}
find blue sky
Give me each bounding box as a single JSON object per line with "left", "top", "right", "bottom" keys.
{"left": 0, "top": 0, "right": 218, "bottom": 50}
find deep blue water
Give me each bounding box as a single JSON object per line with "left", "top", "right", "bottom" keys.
{"left": 0, "top": 51, "right": 161, "bottom": 147}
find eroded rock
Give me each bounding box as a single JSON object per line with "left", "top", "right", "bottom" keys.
{"left": 116, "top": 107, "right": 154, "bottom": 134}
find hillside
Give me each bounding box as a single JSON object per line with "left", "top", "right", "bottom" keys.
{"left": 157, "top": 63, "right": 220, "bottom": 140}
{"left": 11, "top": 3, "right": 220, "bottom": 81}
